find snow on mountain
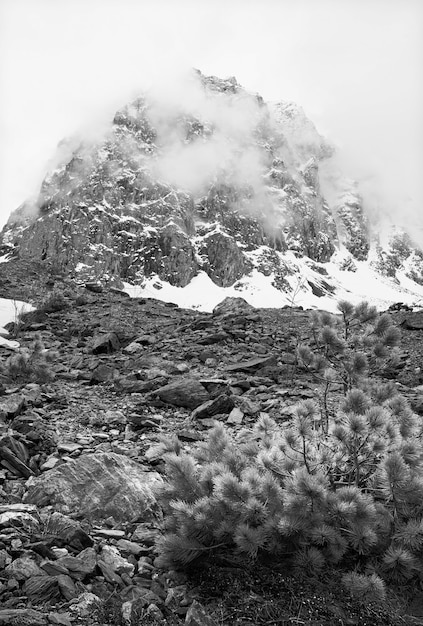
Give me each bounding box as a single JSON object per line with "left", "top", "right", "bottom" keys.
{"left": 1, "top": 70, "right": 421, "bottom": 312}
{"left": 124, "top": 254, "right": 423, "bottom": 313}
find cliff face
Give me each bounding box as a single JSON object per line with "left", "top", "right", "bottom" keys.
{"left": 1, "top": 71, "right": 420, "bottom": 301}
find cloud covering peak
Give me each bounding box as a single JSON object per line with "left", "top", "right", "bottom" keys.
{"left": 0, "top": 0, "right": 421, "bottom": 242}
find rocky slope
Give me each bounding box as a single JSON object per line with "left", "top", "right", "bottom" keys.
{"left": 1, "top": 71, "right": 422, "bottom": 311}
{"left": 0, "top": 263, "right": 423, "bottom": 624}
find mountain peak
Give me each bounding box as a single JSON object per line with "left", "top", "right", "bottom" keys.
{"left": 1, "top": 71, "right": 422, "bottom": 311}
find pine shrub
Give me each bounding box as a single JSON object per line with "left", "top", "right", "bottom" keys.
{"left": 155, "top": 302, "right": 423, "bottom": 593}
{"left": 39, "top": 289, "right": 68, "bottom": 313}
{"left": 1, "top": 334, "right": 57, "bottom": 383}
{"left": 156, "top": 391, "right": 423, "bottom": 584}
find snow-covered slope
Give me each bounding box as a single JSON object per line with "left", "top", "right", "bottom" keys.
{"left": 125, "top": 253, "right": 423, "bottom": 313}
{"left": 1, "top": 70, "right": 422, "bottom": 312}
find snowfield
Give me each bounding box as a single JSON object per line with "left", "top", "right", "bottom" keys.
{"left": 124, "top": 257, "right": 423, "bottom": 314}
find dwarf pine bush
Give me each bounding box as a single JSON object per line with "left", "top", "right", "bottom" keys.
{"left": 1, "top": 334, "right": 57, "bottom": 383}
{"left": 156, "top": 393, "right": 423, "bottom": 585}
{"left": 155, "top": 302, "right": 423, "bottom": 595}
{"left": 40, "top": 289, "right": 68, "bottom": 313}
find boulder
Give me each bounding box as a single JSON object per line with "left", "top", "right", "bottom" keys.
{"left": 91, "top": 332, "right": 120, "bottom": 354}
{"left": 23, "top": 575, "right": 61, "bottom": 602}
{"left": 90, "top": 364, "right": 117, "bottom": 383}
{"left": 41, "top": 512, "right": 93, "bottom": 551}
{"left": 116, "top": 539, "right": 145, "bottom": 557}
{"left": 191, "top": 394, "right": 235, "bottom": 419}
{"left": 227, "top": 407, "right": 244, "bottom": 424}
{"left": 121, "top": 376, "right": 169, "bottom": 394}
{"left": 225, "top": 355, "right": 276, "bottom": 372}
{"left": 47, "top": 612, "right": 73, "bottom": 626}
{"left": 0, "top": 395, "right": 26, "bottom": 420}
{"left": 0, "top": 438, "right": 34, "bottom": 478}
{"left": 97, "top": 559, "right": 123, "bottom": 585}
{"left": 0, "top": 609, "right": 47, "bottom": 625}
{"left": 235, "top": 396, "right": 260, "bottom": 415}
{"left": 57, "top": 575, "right": 78, "bottom": 600}
{"left": 197, "top": 332, "right": 229, "bottom": 345}
{"left": 100, "top": 545, "right": 134, "bottom": 576}
{"left": 0, "top": 548, "right": 11, "bottom": 569}
{"left": 56, "top": 548, "right": 97, "bottom": 580}
{"left": 155, "top": 378, "right": 209, "bottom": 409}
{"left": 5, "top": 556, "right": 45, "bottom": 580}
{"left": 24, "top": 452, "right": 162, "bottom": 522}
{"left": 0, "top": 509, "right": 39, "bottom": 530}
{"left": 69, "top": 592, "right": 101, "bottom": 617}
{"left": 123, "top": 341, "right": 143, "bottom": 354}
{"left": 212, "top": 297, "right": 255, "bottom": 318}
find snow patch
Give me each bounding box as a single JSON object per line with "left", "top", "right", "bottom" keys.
{"left": 0, "top": 336, "right": 20, "bottom": 350}
{"left": 0, "top": 298, "right": 34, "bottom": 345}
{"left": 123, "top": 254, "right": 423, "bottom": 313}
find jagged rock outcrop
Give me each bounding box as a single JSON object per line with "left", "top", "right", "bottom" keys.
{"left": 143, "top": 223, "right": 198, "bottom": 286}
{"left": 334, "top": 187, "right": 369, "bottom": 260}
{"left": 0, "top": 73, "right": 346, "bottom": 290}
{"left": 197, "top": 231, "right": 251, "bottom": 286}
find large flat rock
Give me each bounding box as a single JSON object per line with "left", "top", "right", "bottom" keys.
{"left": 225, "top": 355, "right": 276, "bottom": 372}
{"left": 24, "top": 452, "right": 162, "bottom": 523}
{"left": 0, "top": 609, "right": 47, "bottom": 625}
{"left": 155, "top": 377, "right": 209, "bottom": 409}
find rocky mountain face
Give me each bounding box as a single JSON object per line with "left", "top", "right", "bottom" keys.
{"left": 2, "top": 70, "right": 420, "bottom": 306}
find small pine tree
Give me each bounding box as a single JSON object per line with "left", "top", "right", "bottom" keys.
{"left": 297, "top": 300, "right": 401, "bottom": 422}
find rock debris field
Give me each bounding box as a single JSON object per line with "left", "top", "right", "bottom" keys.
{"left": 0, "top": 260, "right": 423, "bottom": 625}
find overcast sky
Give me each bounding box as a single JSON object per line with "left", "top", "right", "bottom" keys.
{"left": 0, "top": 0, "right": 422, "bottom": 238}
